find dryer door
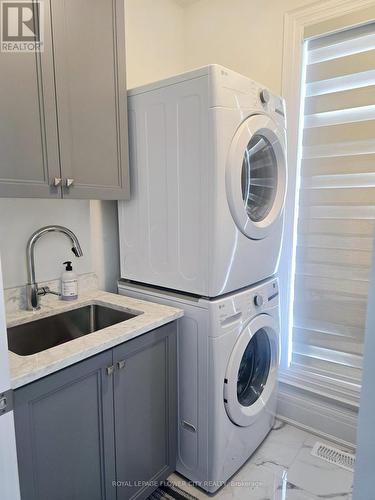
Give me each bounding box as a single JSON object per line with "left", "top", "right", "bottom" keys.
{"left": 226, "top": 114, "right": 286, "bottom": 240}
{"left": 224, "top": 314, "right": 279, "bottom": 427}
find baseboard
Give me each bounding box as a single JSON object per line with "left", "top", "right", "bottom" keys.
{"left": 277, "top": 381, "right": 358, "bottom": 449}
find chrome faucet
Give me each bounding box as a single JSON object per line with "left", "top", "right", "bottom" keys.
{"left": 26, "top": 225, "right": 83, "bottom": 311}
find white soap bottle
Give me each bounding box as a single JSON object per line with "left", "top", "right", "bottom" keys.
{"left": 61, "top": 261, "right": 78, "bottom": 301}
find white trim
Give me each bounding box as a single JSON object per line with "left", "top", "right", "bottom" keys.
{"left": 278, "top": 367, "right": 361, "bottom": 407}
{"left": 277, "top": 381, "right": 358, "bottom": 447}
{"left": 276, "top": 414, "right": 356, "bottom": 451}
{"left": 279, "top": 0, "right": 375, "bottom": 369}
{"left": 0, "top": 259, "right": 21, "bottom": 500}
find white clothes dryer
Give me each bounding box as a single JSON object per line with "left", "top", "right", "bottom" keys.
{"left": 118, "top": 65, "right": 287, "bottom": 297}
{"left": 118, "top": 276, "right": 280, "bottom": 493}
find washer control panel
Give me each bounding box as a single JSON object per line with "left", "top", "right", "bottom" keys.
{"left": 209, "top": 278, "right": 279, "bottom": 336}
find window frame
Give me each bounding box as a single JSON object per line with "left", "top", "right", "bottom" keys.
{"left": 280, "top": 0, "right": 375, "bottom": 406}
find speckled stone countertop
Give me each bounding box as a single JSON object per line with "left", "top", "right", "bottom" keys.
{"left": 5, "top": 275, "right": 183, "bottom": 389}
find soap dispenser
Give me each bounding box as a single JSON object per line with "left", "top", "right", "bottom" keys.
{"left": 61, "top": 261, "right": 78, "bottom": 301}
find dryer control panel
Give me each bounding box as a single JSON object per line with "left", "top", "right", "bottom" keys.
{"left": 210, "top": 65, "right": 286, "bottom": 128}
{"left": 208, "top": 278, "right": 279, "bottom": 337}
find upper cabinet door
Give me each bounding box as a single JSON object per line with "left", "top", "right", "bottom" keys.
{"left": 0, "top": 0, "right": 61, "bottom": 198}
{"left": 51, "top": 0, "right": 130, "bottom": 200}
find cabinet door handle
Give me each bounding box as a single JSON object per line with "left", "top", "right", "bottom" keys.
{"left": 117, "top": 360, "right": 126, "bottom": 370}
{"left": 66, "top": 178, "right": 75, "bottom": 188}
{"left": 52, "top": 177, "right": 62, "bottom": 187}
{"left": 106, "top": 365, "right": 114, "bottom": 376}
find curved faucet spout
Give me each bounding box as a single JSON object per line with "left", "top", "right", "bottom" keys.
{"left": 26, "top": 225, "right": 83, "bottom": 310}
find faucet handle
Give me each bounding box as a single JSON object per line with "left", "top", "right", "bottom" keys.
{"left": 66, "top": 178, "right": 75, "bottom": 188}
{"left": 37, "top": 286, "right": 61, "bottom": 297}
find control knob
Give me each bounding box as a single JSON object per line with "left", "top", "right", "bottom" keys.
{"left": 254, "top": 295, "right": 264, "bottom": 307}
{"left": 259, "top": 89, "right": 270, "bottom": 104}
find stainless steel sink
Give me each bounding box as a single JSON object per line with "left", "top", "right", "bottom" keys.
{"left": 7, "top": 304, "right": 139, "bottom": 356}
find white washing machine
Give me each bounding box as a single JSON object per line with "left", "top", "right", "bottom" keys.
{"left": 118, "top": 64, "right": 287, "bottom": 297}
{"left": 118, "top": 277, "right": 280, "bottom": 493}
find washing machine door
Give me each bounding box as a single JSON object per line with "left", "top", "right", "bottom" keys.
{"left": 224, "top": 314, "right": 279, "bottom": 427}
{"left": 226, "top": 114, "right": 286, "bottom": 240}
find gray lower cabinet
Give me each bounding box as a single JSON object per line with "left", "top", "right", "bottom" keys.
{"left": 113, "top": 327, "right": 177, "bottom": 500}
{"left": 14, "top": 350, "right": 116, "bottom": 500}
{"left": 0, "top": 0, "right": 129, "bottom": 200}
{"left": 14, "top": 323, "right": 177, "bottom": 500}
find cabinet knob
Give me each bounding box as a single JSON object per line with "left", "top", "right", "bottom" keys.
{"left": 117, "top": 360, "right": 126, "bottom": 370}
{"left": 52, "top": 177, "right": 62, "bottom": 187}
{"left": 106, "top": 365, "right": 114, "bottom": 376}
{"left": 66, "top": 178, "right": 75, "bottom": 188}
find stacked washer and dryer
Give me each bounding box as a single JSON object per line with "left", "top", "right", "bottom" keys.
{"left": 118, "top": 65, "right": 287, "bottom": 493}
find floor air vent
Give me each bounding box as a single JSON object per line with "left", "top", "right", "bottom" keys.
{"left": 311, "top": 442, "right": 355, "bottom": 472}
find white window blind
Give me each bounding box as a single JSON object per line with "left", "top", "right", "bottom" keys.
{"left": 292, "top": 22, "right": 375, "bottom": 390}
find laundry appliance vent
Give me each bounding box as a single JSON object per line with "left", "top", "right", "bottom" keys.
{"left": 311, "top": 442, "right": 355, "bottom": 472}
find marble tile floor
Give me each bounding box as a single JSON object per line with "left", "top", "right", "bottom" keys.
{"left": 168, "top": 420, "right": 354, "bottom": 500}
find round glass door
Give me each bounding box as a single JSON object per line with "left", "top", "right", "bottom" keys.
{"left": 224, "top": 314, "right": 279, "bottom": 427}
{"left": 237, "top": 328, "right": 271, "bottom": 407}
{"left": 241, "top": 135, "right": 278, "bottom": 223}
{"left": 226, "top": 114, "right": 287, "bottom": 240}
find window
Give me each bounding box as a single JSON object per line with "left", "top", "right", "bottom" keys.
{"left": 291, "top": 23, "right": 375, "bottom": 396}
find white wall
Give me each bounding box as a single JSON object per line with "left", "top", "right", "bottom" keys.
{"left": 0, "top": 199, "right": 122, "bottom": 292}
{"left": 0, "top": 199, "right": 93, "bottom": 289}
{"left": 90, "top": 200, "right": 121, "bottom": 292}
{"left": 183, "top": 0, "right": 315, "bottom": 94}
{"left": 124, "top": 0, "right": 185, "bottom": 89}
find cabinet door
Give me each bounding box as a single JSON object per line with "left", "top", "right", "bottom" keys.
{"left": 14, "top": 351, "right": 116, "bottom": 500}
{"left": 0, "top": 0, "right": 61, "bottom": 198}
{"left": 113, "top": 323, "right": 177, "bottom": 500}
{"left": 50, "top": 0, "right": 129, "bottom": 200}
